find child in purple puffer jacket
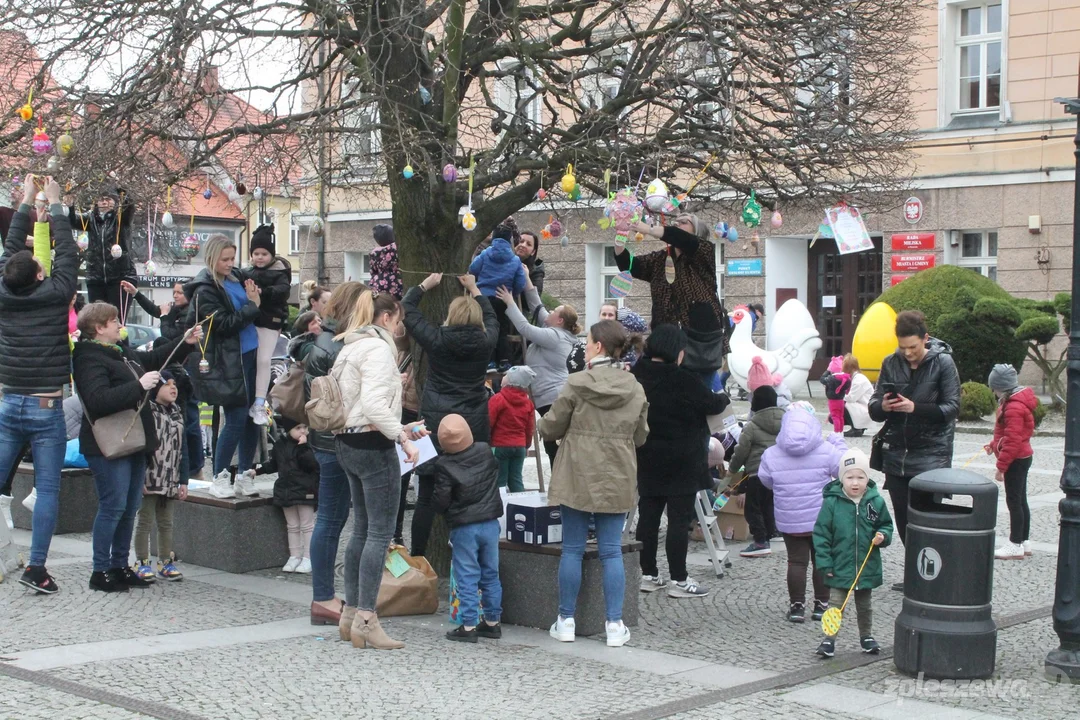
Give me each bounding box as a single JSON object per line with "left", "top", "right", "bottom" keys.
{"left": 758, "top": 406, "right": 846, "bottom": 624}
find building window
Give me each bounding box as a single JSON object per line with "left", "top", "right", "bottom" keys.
{"left": 601, "top": 245, "right": 626, "bottom": 308}
{"left": 583, "top": 46, "right": 629, "bottom": 114}
{"left": 954, "top": 230, "right": 998, "bottom": 281}
{"left": 494, "top": 60, "right": 542, "bottom": 129}
{"left": 341, "top": 77, "right": 381, "bottom": 172}
{"left": 343, "top": 251, "right": 371, "bottom": 284}
{"left": 947, "top": 1, "right": 1002, "bottom": 115}
{"left": 289, "top": 214, "right": 301, "bottom": 255}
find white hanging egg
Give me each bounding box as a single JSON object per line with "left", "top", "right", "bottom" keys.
{"left": 110, "top": 244, "right": 122, "bottom": 259}
{"left": 644, "top": 178, "right": 669, "bottom": 213}
{"left": 76, "top": 232, "right": 88, "bottom": 251}
{"left": 144, "top": 260, "right": 157, "bottom": 277}
{"left": 161, "top": 212, "right": 174, "bottom": 228}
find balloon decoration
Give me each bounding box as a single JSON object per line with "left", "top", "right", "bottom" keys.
{"left": 561, "top": 165, "right": 576, "bottom": 194}
{"left": 442, "top": 164, "right": 457, "bottom": 183}
{"left": 57, "top": 133, "right": 74, "bottom": 156}
{"left": 742, "top": 191, "right": 762, "bottom": 227}
{"left": 32, "top": 124, "right": 52, "bottom": 154}
{"left": 402, "top": 164, "right": 415, "bottom": 179}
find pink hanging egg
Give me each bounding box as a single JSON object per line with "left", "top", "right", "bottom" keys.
{"left": 442, "top": 164, "right": 457, "bottom": 183}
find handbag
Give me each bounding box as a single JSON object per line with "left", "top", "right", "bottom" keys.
{"left": 90, "top": 360, "right": 148, "bottom": 459}
{"left": 869, "top": 428, "right": 885, "bottom": 472}
{"left": 270, "top": 359, "right": 308, "bottom": 424}
{"left": 376, "top": 545, "right": 439, "bottom": 617}
{"left": 305, "top": 361, "right": 347, "bottom": 432}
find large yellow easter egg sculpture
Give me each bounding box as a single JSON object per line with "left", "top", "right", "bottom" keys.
{"left": 852, "top": 302, "right": 897, "bottom": 383}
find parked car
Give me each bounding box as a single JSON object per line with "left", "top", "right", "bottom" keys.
{"left": 126, "top": 323, "right": 161, "bottom": 350}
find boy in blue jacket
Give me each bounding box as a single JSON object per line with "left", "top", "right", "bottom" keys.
{"left": 469, "top": 224, "right": 526, "bottom": 372}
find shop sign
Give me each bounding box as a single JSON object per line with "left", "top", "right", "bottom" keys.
{"left": 891, "top": 254, "right": 935, "bottom": 273}
{"left": 904, "top": 197, "right": 923, "bottom": 224}
{"left": 890, "top": 274, "right": 911, "bottom": 286}
{"left": 890, "top": 233, "right": 935, "bottom": 252}
{"left": 137, "top": 275, "right": 191, "bottom": 288}
{"left": 726, "top": 259, "right": 763, "bottom": 277}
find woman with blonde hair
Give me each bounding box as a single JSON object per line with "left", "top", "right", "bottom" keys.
{"left": 495, "top": 274, "right": 580, "bottom": 469}
{"left": 184, "top": 235, "right": 262, "bottom": 499}
{"left": 402, "top": 273, "right": 499, "bottom": 557}
{"left": 333, "top": 290, "right": 424, "bottom": 649}
{"left": 303, "top": 280, "right": 371, "bottom": 626}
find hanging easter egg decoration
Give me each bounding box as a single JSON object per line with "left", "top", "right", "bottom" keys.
{"left": 742, "top": 190, "right": 762, "bottom": 227}
{"left": 442, "top": 164, "right": 457, "bottom": 183}
{"left": 664, "top": 253, "right": 676, "bottom": 284}
{"left": 403, "top": 164, "right": 415, "bottom": 179}
{"left": 569, "top": 183, "right": 582, "bottom": 202}
{"left": 311, "top": 217, "right": 325, "bottom": 236}
{"left": 771, "top": 208, "right": 783, "bottom": 229}
{"left": 580, "top": 221, "right": 587, "bottom": 232}
{"left": 161, "top": 211, "right": 174, "bottom": 228}
{"left": 57, "top": 133, "right": 74, "bottom": 156}
{"left": 634, "top": 232, "right": 645, "bottom": 243}
{"left": 728, "top": 226, "right": 739, "bottom": 242}
{"left": 461, "top": 211, "right": 477, "bottom": 231}
{"left": 110, "top": 244, "right": 123, "bottom": 259}
{"left": 32, "top": 124, "right": 52, "bottom": 154}
{"left": 608, "top": 270, "right": 634, "bottom": 299}
{"left": 560, "top": 234, "right": 569, "bottom": 248}
{"left": 46, "top": 156, "right": 61, "bottom": 173}
{"left": 253, "top": 186, "right": 264, "bottom": 200}
{"left": 561, "top": 164, "right": 576, "bottom": 194}
{"left": 751, "top": 230, "right": 761, "bottom": 247}
{"left": 536, "top": 187, "right": 547, "bottom": 201}
{"left": 645, "top": 178, "right": 670, "bottom": 214}
{"left": 235, "top": 182, "right": 247, "bottom": 196}
{"left": 144, "top": 260, "right": 158, "bottom": 277}
{"left": 713, "top": 221, "right": 730, "bottom": 240}
{"left": 76, "top": 232, "right": 89, "bottom": 251}
{"left": 609, "top": 188, "right": 643, "bottom": 232}
{"left": 182, "top": 234, "right": 200, "bottom": 257}
{"left": 202, "top": 188, "right": 212, "bottom": 200}
{"left": 18, "top": 104, "right": 33, "bottom": 122}
{"left": 548, "top": 217, "right": 563, "bottom": 239}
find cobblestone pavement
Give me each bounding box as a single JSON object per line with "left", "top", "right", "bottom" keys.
{"left": 1, "top": 400, "right": 1076, "bottom": 720}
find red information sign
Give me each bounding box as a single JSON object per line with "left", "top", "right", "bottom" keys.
{"left": 891, "top": 274, "right": 911, "bottom": 286}
{"left": 890, "top": 233, "right": 935, "bottom": 252}
{"left": 891, "top": 254, "right": 935, "bottom": 272}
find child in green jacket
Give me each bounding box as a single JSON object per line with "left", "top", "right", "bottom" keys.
{"left": 812, "top": 447, "right": 894, "bottom": 658}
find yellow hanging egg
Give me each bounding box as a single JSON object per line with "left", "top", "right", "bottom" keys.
{"left": 561, "top": 165, "right": 576, "bottom": 194}
{"left": 18, "top": 104, "right": 32, "bottom": 122}
{"left": 462, "top": 211, "right": 477, "bottom": 231}
{"left": 851, "top": 302, "right": 898, "bottom": 383}
{"left": 57, "top": 133, "right": 74, "bottom": 156}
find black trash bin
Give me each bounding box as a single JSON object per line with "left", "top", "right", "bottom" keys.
{"left": 894, "top": 469, "right": 998, "bottom": 680}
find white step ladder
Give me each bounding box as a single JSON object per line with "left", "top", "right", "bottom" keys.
{"left": 695, "top": 490, "right": 730, "bottom": 578}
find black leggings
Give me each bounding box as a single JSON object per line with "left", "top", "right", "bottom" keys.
{"left": 534, "top": 405, "right": 559, "bottom": 470}
{"left": 394, "top": 409, "right": 419, "bottom": 542}
{"left": 885, "top": 474, "right": 911, "bottom": 547}
{"left": 743, "top": 475, "right": 776, "bottom": 544}
{"left": 86, "top": 281, "right": 133, "bottom": 316}
{"left": 488, "top": 297, "right": 513, "bottom": 366}
{"left": 636, "top": 494, "right": 696, "bottom": 582}
{"left": 1004, "top": 456, "right": 1032, "bottom": 544}
{"left": 410, "top": 474, "right": 437, "bottom": 557}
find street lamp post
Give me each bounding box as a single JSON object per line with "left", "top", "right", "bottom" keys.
{"left": 1047, "top": 91, "right": 1080, "bottom": 683}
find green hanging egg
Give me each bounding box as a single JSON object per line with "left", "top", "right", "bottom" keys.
{"left": 742, "top": 191, "right": 762, "bottom": 228}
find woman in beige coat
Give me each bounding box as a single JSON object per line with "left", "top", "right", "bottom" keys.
{"left": 540, "top": 320, "right": 649, "bottom": 649}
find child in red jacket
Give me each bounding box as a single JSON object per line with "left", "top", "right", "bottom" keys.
{"left": 488, "top": 366, "right": 536, "bottom": 492}
{"left": 986, "top": 364, "right": 1037, "bottom": 560}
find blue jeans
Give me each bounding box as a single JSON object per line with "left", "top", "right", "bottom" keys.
{"left": 558, "top": 506, "right": 626, "bottom": 622}
{"left": 213, "top": 350, "right": 258, "bottom": 475}
{"left": 493, "top": 446, "right": 526, "bottom": 493}
{"left": 86, "top": 453, "right": 147, "bottom": 572}
{"left": 0, "top": 394, "right": 66, "bottom": 567}
{"left": 185, "top": 397, "right": 204, "bottom": 477}
{"left": 337, "top": 440, "right": 400, "bottom": 611}
{"left": 450, "top": 519, "right": 503, "bottom": 627}
{"left": 310, "top": 449, "right": 351, "bottom": 602}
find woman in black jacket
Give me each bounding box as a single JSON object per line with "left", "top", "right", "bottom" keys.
{"left": 183, "top": 235, "right": 262, "bottom": 500}
{"left": 513, "top": 231, "right": 546, "bottom": 295}
{"left": 403, "top": 273, "right": 499, "bottom": 557}
{"left": 121, "top": 281, "right": 191, "bottom": 341}
{"left": 67, "top": 189, "right": 137, "bottom": 313}
{"left": 72, "top": 302, "right": 200, "bottom": 593}
{"left": 632, "top": 325, "right": 730, "bottom": 599}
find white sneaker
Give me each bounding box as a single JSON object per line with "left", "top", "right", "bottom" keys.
{"left": 640, "top": 574, "right": 666, "bottom": 593}
{"left": 21, "top": 488, "right": 37, "bottom": 513}
{"left": 249, "top": 403, "right": 269, "bottom": 427}
{"left": 995, "top": 542, "right": 1025, "bottom": 560}
{"left": 208, "top": 470, "right": 235, "bottom": 499}
{"left": 282, "top": 557, "right": 302, "bottom": 573}
{"left": 606, "top": 620, "right": 631, "bottom": 648}
{"left": 1023, "top": 540, "right": 1033, "bottom": 556}
{"left": 234, "top": 469, "right": 258, "bottom": 497}
{"left": 295, "top": 558, "right": 312, "bottom": 574}
{"left": 549, "top": 616, "right": 575, "bottom": 642}
{"left": 668, "top": 577, "right": 709, "bottom": 598}
{"left": 0, "top": 494, "right": 12, "bottom": 530}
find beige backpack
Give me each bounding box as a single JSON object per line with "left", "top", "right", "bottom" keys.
{"left": 305, "top": 362, "right": 347, "bottom": 432}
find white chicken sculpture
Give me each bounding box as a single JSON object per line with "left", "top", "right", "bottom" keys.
{"left": 727, "top": 305, "right": 822, "bottom": 396}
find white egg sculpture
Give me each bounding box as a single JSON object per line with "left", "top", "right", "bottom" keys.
{"left": 767, "top": 298, "right": 817, "bottom": 352}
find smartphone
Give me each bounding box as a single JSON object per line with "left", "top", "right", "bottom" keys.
{"left": 878, "top": 381, "right": 900, "bottom": 397}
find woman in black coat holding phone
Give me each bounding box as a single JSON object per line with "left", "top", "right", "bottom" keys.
{"left": 183, "top": 235, "right": 262, "bottom": 500}
{"left": 72, "top": 302, "right": 201, "bottom": 593}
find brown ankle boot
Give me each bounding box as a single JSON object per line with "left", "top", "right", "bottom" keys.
{"left": 351, "top": 612, "right": 405, "bottom": 650}
{"left": 339, "top": 606, "right": 356, "bottom": 642}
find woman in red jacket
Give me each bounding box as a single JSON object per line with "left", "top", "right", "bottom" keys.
{"left": 986, "top": 364, "right": 1036, "bottom": 560}
{"left": 488, "top": 366, "right": 536, "bottom": 492}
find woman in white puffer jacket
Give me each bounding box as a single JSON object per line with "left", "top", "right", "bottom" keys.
{"left": 332, "top": 290, "right": 424, "bottom": 650}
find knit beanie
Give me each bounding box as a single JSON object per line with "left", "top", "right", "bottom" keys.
{"left": 746, "top": 356, "right": 774, "bottom": 392}
{"left": 250, "top": 225, "right": 276, "bottom": 256}
{"left": 617, "top": 307, "right": 648, "bottom": 334}
{"left": 373, "top": 224, "right": 395, "bottom": 247}
{"left": 988, "top": 363, "right": 1019, "bottom": 393}
{"left": 750, "top": 385, "right": 777, "bottom": 412}
{"left": 438, "top": 414, "right": 473, "bottom": 454}
{"left": 839, "top": 447, "right": 871, "bottom": 482}
{"left": 503, "top": 365, "right": 536, "bottom": 390}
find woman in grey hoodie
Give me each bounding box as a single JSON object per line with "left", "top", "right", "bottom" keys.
{"left": 496, "top": 277, "right": 580, "bottom": 469}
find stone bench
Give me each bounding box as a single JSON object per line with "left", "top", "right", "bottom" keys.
{"left": 159, "top": 491, "right": 290, "bottom": 574}
{"left": 10, "top": 464, "right": 97, "bottom": 534}
{"left": 498, "top": 539, "right": 641, "bottom": 637}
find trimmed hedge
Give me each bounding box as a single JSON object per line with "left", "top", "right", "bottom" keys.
{"left": 959, "top": 382, "right": 996, "bottom": 421}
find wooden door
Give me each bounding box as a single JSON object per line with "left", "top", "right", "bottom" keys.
{"left": 807, "top": 236, "right": 882, "bottom": 378}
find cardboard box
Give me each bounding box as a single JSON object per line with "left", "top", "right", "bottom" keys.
{"left": 716, "top": 498, "right": 750, "bottom": 542}
{"left": 506, "top": 494, "right": 563, "bottom": 545}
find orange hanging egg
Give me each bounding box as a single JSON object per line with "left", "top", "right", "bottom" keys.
{"left": 18, "top": 104, "right": 32, "bottom": 122}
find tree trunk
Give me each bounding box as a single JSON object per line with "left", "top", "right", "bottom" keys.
{"left": 425, "top": 513, "right": 452, "bottom": 578}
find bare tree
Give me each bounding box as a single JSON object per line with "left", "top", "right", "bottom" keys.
{"left": 3, "top": 0, "right": 922, "bottom": 290}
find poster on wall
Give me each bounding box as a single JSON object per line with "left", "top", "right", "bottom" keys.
{"left": 826, "top": 205, "right": 875, "bottom": 255}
